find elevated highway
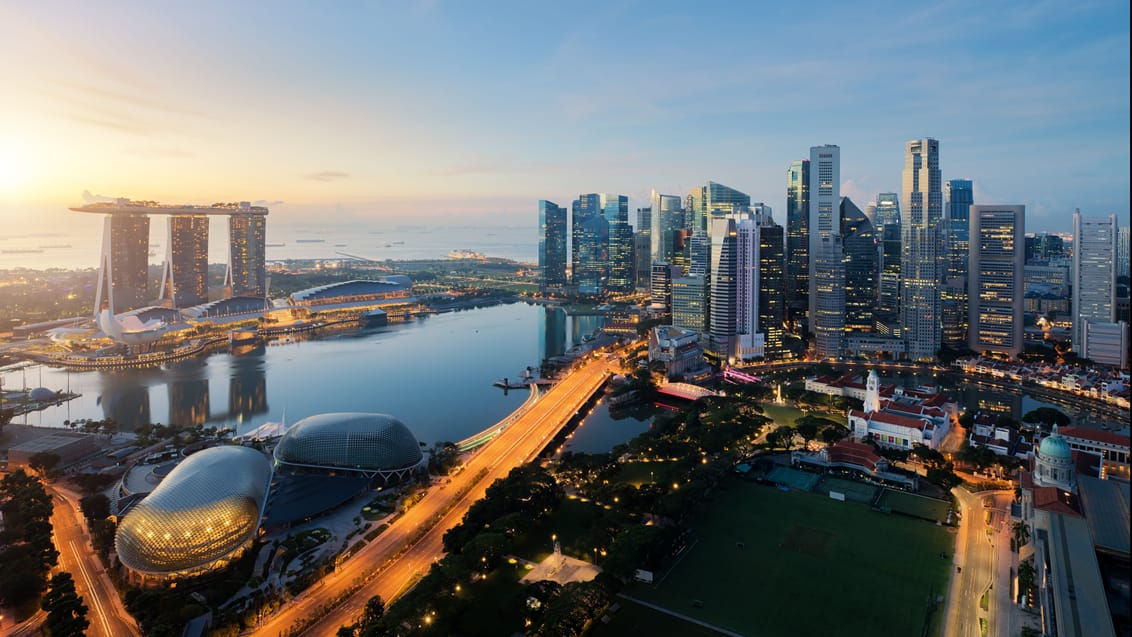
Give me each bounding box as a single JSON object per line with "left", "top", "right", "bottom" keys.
{"left": 248, "top": 354, "right": 616, "bottom": 637}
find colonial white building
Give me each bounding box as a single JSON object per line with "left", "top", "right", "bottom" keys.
{"left": 847, "top": 369, "right": 953, "bottom": 450}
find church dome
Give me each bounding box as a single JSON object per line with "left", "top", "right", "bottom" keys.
{"left": 1039, "top": 428, "right": 1072, "bottom": 463}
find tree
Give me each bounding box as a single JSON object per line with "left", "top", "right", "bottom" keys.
{"left": 1022, "top": 407, "right": 1070, "bottom": 428}
{"left": 41, "top": 572, "right": 89, "bottom": 637}
{"left": 1017, "top": 559, "right": 1036, "bottom": 599}
{"left": 819, "top": 425, "right": 848, "bottom": 445}
{"left": 79, "top": 493, "right": 111, "bottom": 522}
{"left": 28, "top": 452, "right": 61, "bottom": 476}
{"left": 796, "top": 421, "right": 820, "bottom": 447}
{"left": 1012, "top": 521, "right": 1031, "bottom": 549}
{"left": 767, "top": 426, "right": 797, "bottom": 451}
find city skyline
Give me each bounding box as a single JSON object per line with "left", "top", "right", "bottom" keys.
{"left": 0, "top": 1, "right": 1128, "bottom": 240}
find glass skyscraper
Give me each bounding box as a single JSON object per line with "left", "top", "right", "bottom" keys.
{"left": 968, "top": 205, "right": 1025, "bottom": 357}
{"left": 650, "top": 190, "right": 684, "bottom": 266}
{"left": 161, "top": 215, "right": 209, "bottom": 308}
{"left": 945, "top": 179, "right": 974, "bottom": 284}
{"left": 840, "top": 197, "right": 878, "bottom": 334}
{"left": 808, "top": 145, "right": 843, "bottom": 359}
{"left": 785, "top": 159, "right": 810, "bottom": 332}
{"left": 226, "top": 209, "right": 268, "bottom": 298}
{"left": 602, "top": 193, "right": 633, "bottom": 292}
{"left": 571, "top": 194, "right": 604, "bottom": 295}
{"left": 102, "top": 214, "right": 151, "bottom": 313}
{"left": 875, "top": 193, "right": 900, "bottom": 228}
{"left": 538, "top": 200, "right": 567, "bottom": 291}
{"left": 901, "top": 138, "right": 942, "bottom": 361}
{"left": 1072, "top": 210, "right": 1118, "bottom": 354}
{"left": 689, "top": 181, "right": 750, "bottom": 236}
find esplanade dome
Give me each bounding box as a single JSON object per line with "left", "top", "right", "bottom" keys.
{"left": 273, "top": 413, "right": 423, "bottom": 474}
{"left": 115, "top": 445, "right": 272, "bottom": 580}
{"left": 1038, "top": 426, "right": 1073, "bottom": 462}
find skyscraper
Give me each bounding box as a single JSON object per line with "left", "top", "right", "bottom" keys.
{"left": 758, "top": 217, "right": 787, "bottom": 360}
{"left": 226, "top": 206, "right": 268, "bottom": 298}
{"left": 877, "top": 223, "right": 902, "bottom": 331}
{"left": 571, "top": 194, "right": 605, "bottom": 295}
{"left": 709, "top": 217, "right": 739, "bottom": 360}
{"left": 808, "top": 144, "right": 843, "bottom": 359}
{"left": 633, "top": 231, "right": 651, "bottom": 290}
{"left": 785, "top": 160, "right": 810, "bottom": 329}
{"left": 97, "top": 212, "right": 151, "bottom": 313}
{"left": 1072, "top": 211, "right": 1117, "bottom": 354}
{"left": 672, "top": 274, "right": 708, "bottom": 335}
{"left": 840, "top": 197, "right": 878, "bottom": 334}
{"left": 944, "top": 179, "right": 974, "bottom": 283}
{"left": 650, "top": 190, "right": 684, "bottom": 266}
{"left": 689, "top": 181, "right": 750, "bottom": 236}
{"left": 900, "top": 138, "right": 942, "bottom": 361}
{"left": 538, "top": 200, "right": 567, "bottom": 291}
{"left": 161, "top": 215, "right": 209, "bottom": 308}
{"left": 874, "top": 193, "right": 900, "bottom": 228}
{"left": 601, "top": 193, "right": 633, "bottom": 292}
{"left": 968, "top": 205, "right": 1025, "bottom": 358}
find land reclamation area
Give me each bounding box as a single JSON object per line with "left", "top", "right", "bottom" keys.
{"left": 606, "top": 478, "right": 954, "bottom": 637}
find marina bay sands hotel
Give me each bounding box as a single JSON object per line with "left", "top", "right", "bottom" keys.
{"left": 70, "top": 199, "right": 268, "bottom": 314}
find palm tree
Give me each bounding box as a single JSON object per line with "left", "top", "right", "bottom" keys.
{"left": 1013, "top": 521, "right": 1031, "bottom": 549}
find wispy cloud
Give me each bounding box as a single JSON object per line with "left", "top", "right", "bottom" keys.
{"left": 304, "top": 171, "right": 350, "bottom": 182}
{"left": 81, "top": 190, "right": 116, "bottom": 204}
{"left": 253, "top": 200, "right": 286, "bottom": 206}
{"left": 126, "top": 147, "right": 194, "bottom": 158}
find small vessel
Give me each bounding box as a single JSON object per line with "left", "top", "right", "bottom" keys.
{"left": 296, "top": 239, "right": 325, "bottom": 243}
{"left": 266, "top": 242, "right": 286, "bottom": 247}
{"left": 38, "top": 244, "right": 73, "bottom": 249}
{"left": 334, "top": 243, "right": 347, "bottom": 247}
{"left": 2, "top": 249, "right": 44, "bottom": 254}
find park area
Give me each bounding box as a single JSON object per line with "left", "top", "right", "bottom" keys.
{"left": 619, "top": 478, "right": 954, "bottom": 637}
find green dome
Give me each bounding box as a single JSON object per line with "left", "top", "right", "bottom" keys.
{"left": 1039, "top": 429, "right": 1072, "bottom": 462}
{"left": 274, "top": 413, "right": 422, "bottom": 472}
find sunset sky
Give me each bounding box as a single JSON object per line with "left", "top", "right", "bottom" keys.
{"left": 1, "top": 1, "right": 1128, "bottom": 233}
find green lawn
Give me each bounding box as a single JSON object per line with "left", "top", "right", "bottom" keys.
{"left": 760, "top": 403, "right": 848, "bottom": 427}
{"left": 508, "top": 497, "right": 615, "bottom": 563}
{"left": 630, "top": 479, "right": 954, "bottom": 637}
{"left": 879, "top": 489, "right": 952, "bottom": 523}
{"left": 591, "top": 598, "right": 729, "bottom": 637}
{"left": 617, "top": 460, "right": 681, "bottom": 488}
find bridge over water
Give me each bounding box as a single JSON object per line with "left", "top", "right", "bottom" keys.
{"left": 656, "top": 382, "right": 719, "bottom": 401}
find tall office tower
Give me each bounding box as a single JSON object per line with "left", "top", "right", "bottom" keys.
{"left": 758, "top": 216, "right": 787, "bottom": 359}
{"left": 709, "top": 217, "right": 739, "bottom": 360}
{"left": 633, "top": 232, "right": 651, "bottom": 290}
{"left": 812, "top": 236, "right": 845, "bottom": 359}
{"left": 636, "top": 206, "right": 651, "bottom": 247}
{"left": 840, "top": 197, "right": 878, "bottom": 333}
{"left": 95, "top": 212, "right": 150, "bottom": 314}
{"left": 784, "top": 159, "right": 810, "bottom": 330}
{"left": 650, "top": 263, "right": 681, "bottom": 312}
{"left": 650, "top": 190, "right": 684, "bottom": 265}
{"left": 689, "top": 181, "right": 750, "bottom": 235}
{"left": 538, "top": 200, "right": 567, "bottom": 292}
{"left": 968, "top": 205, "right": 1025, "bottom": 358}
{"left": 944, "top": 179, "right": 973, "bottom": 283}
{"left": 160, "top": 215, "right": 209, "bottom": 308}
{"left": 671, "top": 229, "right": 691, "bottom": 275}
{"left": 687, "top": 231, "right": 712, "bottom": 277}
{"left": 601, "top": 193, "right": 633, "bottom": 293}
{"left": 940, "top": 283, "right": 968, "bottom": 349}
{"left": 226, "top": 206, "right": 268, "bottom": 298}
{"left": 874, "top": 193, "right": 900, "bottom": 228}
{"left": 671, "top": 274, "right": 709, "bottom": 334}
{"left": 1072, "top": 210, "right": 1117, "bottom": 354}
{"left": 1118, "top": 226, "right": 1130, "bottom": 279}
{"left": 864, "top": 201, "right": 877, "bottom": 226}
{"left": 571, "top": 194, "right": 605, "bottom": 295}
{"left": 877, "top": 223, "right": 902, "bottom": 332}
{"left": 807, "top": 145, "right": 842, "bottom": 357}
{"left": 900, "top": 138, "right": 942, "bottom": 361}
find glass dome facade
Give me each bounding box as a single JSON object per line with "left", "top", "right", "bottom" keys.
{"left": 115, "top": 446, "right": 272, "bottom": 579}
{"left": 273, "top": 413, "right": 423, "bottom": 473}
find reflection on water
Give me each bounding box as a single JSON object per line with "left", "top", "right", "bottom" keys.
{"left": 2, "top": 304, "right": 619, "bottom": 448}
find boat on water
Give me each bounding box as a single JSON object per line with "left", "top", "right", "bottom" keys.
{"left": 38, "top": 244, "right": 73, "bottom": 249}
{"left": 2, "top": 249, "right": 44, "bottom": 254}
{"left": 266, "top": 242, "right": 286, "bottom": 247}
{"left": 296, "top": 239, "right": 325, "bottom": 243}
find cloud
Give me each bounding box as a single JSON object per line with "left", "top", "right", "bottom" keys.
{"left": 253, "top": 200, "right": 286, "bottom": 206}
{"left": 126, "top": 147, "right": 194, "bottom": 158}
{"left": 304, "top": 171, "right": 350, "bottom": 182}
{"left": 81, "top": 190, "right": 116, "bottom": 204}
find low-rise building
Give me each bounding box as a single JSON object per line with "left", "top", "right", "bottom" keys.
{"left": 1057, "top": 426, "right": 1131, "bottom": 481}
{"left": 648, "top": 326, "right": 707, "bottom": 378}
{"left": 846, "top": 370, "right": 954, "bottom": 450}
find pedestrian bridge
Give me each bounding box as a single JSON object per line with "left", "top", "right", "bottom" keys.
{"left": 721, "top": 366, "right": 762, "bottom": 384}
{"left": 657, "top": 382, "right": 719, "bottom": 401}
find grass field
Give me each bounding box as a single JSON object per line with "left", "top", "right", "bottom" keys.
{"left": 761, "top": 402, "right": 848, "bottom": 427}
{"left": 819, "top": 476, "right": 879, "bottom": 503}
{"left": 617, "top": 460, "right": 681, "bottom": 487}
{"left": 591, "top": 598, "right": 727, "bottom": 637}
{"left": 879, "top": 489, "right": 952, "bottom": 523}
{"left": 630, "top": 478, "right": 954, "bottom": 637}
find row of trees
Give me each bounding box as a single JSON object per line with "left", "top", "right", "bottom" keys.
{"left": 0, "top": 469, "right": 59, "bottom": 608}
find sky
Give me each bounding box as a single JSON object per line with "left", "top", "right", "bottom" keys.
{"left": 0, "top": 0, "right": 1128, "bottom": 236}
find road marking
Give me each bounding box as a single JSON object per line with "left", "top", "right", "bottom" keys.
{"left": 71, "top": 540, "right": 113, "bottom": 637}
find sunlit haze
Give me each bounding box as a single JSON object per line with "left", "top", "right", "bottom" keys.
{"left": 1, "top": 1, "right": 1128, "bottom": 240}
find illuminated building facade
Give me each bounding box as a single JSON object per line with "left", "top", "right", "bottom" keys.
{"left": 841, "top": 197, "right": 878, "bottom": 334}
{"left": 115, "top": 445, "right": 272, "bottom": 583}
{"left": 161, "top": 215, "right": 209, "bottom": 308}
{"left": 808, "top": 145, "right": 843, "bottom": 359}
{"left": 601, "top": 193, "right": 633, "bottom": 292}
{"left": 94, "top": 212, "right": 150, "bottom": 313}
{"left": 1072, "top": 210, "right": 1117, "bottom": 355}
{"left": 901, "top": 138, "right": 943, "bottom": 361}
{"left": 785, "top": 159, "right": 810, "bottom": 331}
{"left": 968, "top": 205, "right": 1025, "bottom": 357}
{"left": 758, "top": 217, "right": 787, "bottom": 359}
{"left": 672, "top": 274, "right": 708, "bottom": 335}
{"left": 226, "top": 206, "right": 268, "bottom": 298}
{"left": 571, "top": 194, "right": 605, "bottom": 296}
{"left": 650, "top": 190, "right": 684, "bottom": 266}
{"left": 538, "top": 200, "right": 567, "bottom": 291}
{"left": 689, "top": 181, "right": 750, "bottom": 236}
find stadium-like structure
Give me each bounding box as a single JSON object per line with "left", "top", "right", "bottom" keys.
{"left": 273, "top": 412, "right": 425, "bottom": 484}
{"left": 115, "top": 446, "right": 273, "bottom": 583}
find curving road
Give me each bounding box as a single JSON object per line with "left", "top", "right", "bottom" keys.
{"left": 247, "top": 354, "right": 616, "bottom": 637}
{"left": 48, "top": 486, "right": 142, "bottom": 637}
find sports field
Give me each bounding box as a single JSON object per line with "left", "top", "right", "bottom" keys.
{"left": 632, "top": 478, "right": 954, "bottom": 637}
{"left": 879, "top": 489, "right": 952, "bottom": 523}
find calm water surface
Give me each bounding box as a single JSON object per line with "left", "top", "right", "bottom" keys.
{"left": 3, "top": 304, "right": 613, "bottom": 447}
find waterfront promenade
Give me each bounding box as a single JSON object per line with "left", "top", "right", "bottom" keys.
{"left": 248, "top": 353, "right": 615, "bottom": 637}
